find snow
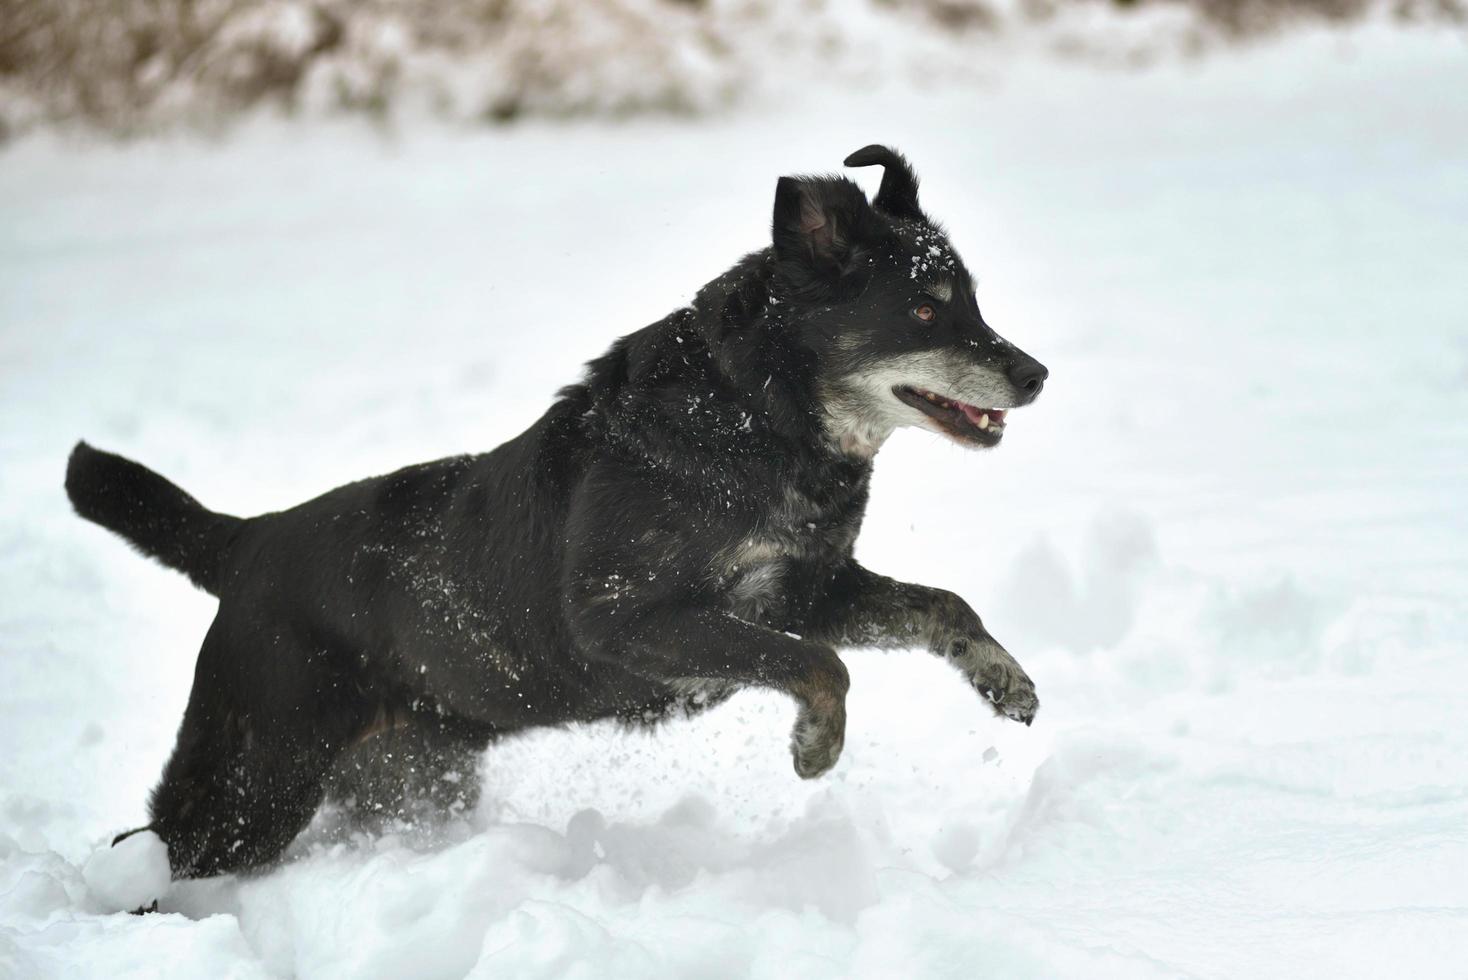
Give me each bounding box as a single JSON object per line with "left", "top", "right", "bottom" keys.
{"left": 80, "top": 831, "right": 171, "bottom": 914}
{"left": 3, "top": 24, "right": 1468, "bottom": 979}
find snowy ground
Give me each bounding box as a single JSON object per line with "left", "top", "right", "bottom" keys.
{"left": 2, "top": 25, "right": 1467, "bottom": 979}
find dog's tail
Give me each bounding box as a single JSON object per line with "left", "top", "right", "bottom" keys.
{"left": 65, "top": 442, "right": 243, "bottom": 596}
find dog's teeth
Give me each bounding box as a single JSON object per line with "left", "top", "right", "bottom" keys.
{"left": 978, "top": 413, "right": 989, "bottom": 430}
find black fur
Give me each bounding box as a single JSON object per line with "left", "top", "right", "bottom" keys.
{"left": 67, "top": 146, "right": 1049, "bottom": 880}
{"left": 843, "top": 144, "right": 924, "bottom": 222}
{"left": 66, "top": 443, "right": 241, "bottom": 594}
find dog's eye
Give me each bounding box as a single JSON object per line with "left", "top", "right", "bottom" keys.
{"left": 912, "top": 304, "right": 937, "bottom": 323}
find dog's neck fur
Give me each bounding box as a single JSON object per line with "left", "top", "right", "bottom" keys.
{"left": 814, "top": 379, "right": 897, "bottom": 459}
{"left": 560, "top": 246, "right": 876, "bottom": 495}
{"left": 692, "top": 247, "right": 892, "bottom": 460}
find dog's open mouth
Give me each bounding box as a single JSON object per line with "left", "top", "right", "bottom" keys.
{"left": 894, "top": 386, "right": 1007, "bottom": 446}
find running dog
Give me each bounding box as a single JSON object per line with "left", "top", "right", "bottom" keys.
{"left": 67, "top": 145, "right": 1049, "bottom": 880}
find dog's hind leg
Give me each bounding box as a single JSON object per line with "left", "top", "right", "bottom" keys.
{"left": 146, "top": 617, "right": 359, "bottom": 878}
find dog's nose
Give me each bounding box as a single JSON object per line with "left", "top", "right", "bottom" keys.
{"left": 1008, "top": 354, "right": 1049, "bottom": 400}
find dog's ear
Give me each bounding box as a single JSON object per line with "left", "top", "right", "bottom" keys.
{"left": 772, "top": 176, "right": 880, "bottom": 282}
{"left": 843, "top": 144, "right": 923, "bottom": 222}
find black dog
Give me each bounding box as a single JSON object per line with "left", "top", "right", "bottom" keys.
{"left": 67, "top": 145, "right": 1048, "bottom": 880}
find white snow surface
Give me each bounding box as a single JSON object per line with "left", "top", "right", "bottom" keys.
{"left": 80, "top": 831, "right": 171, "bottom": 915}
{"left": 3, "top": 27, "right": 1467, "bottom": 980}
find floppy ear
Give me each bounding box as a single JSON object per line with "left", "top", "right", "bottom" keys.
{"left": 843, "top": 144, "right": 923, "bottom": 221}
{"left": 771, "top": 176, "right": 880, "bottom": 280}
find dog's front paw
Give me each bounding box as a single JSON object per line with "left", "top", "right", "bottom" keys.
{"left": 976, "top": 671, "right": 1039, "bottom": 725}
{"left": 960, "top": 640, "right": 1039, "bottom": 726}
{"left": 791, "top": 705, "right": 846, "bottom": 779}
{"left": 788, "top": 657, "right": 849, "bottom": 779}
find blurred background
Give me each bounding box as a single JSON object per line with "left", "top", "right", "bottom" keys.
{"left": 1, "top": 0, "right": 1464, "bottom": 138}
{"left": 1, "top": 3, "right": 1466, "bottom": 978}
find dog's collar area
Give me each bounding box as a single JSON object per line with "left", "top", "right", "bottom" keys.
{"left": 894, "top": 385, "right": 1007, "bottom": 446}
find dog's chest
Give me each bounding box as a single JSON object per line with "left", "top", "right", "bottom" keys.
{"left": 717, "top": 484, "right": 862, "bottom": 624}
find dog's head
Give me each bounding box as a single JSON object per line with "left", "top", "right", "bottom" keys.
{"left": 771, "top": 145, "right": 1048, "bottom": 457}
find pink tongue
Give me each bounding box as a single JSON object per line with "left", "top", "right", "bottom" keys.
{"left": 959, "top": 404, "right": 989, "bottom": 426}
